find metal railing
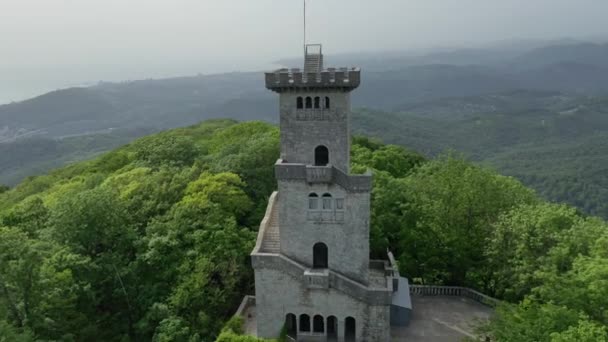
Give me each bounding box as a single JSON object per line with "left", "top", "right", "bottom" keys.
{"left": 409, "top": 285, "right": 500, "bottom": 307}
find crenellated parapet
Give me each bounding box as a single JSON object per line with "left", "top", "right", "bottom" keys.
{"left": 265, "top": 67, "right": 361, "bottom": 92}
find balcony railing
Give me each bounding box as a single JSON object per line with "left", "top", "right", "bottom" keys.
{"left": 304, "top": 268, "right": 330, "bottom": 289}
{"left": 306, "top": 166, "right": 333, "bottom": 183}
{"left": 275, "top": 160, "right": 372, "bottom": 193}
{"left": 409, "top": 285, "right": 500, "bottom": 307}
{"left": 307, "top": 210, "right": 345, "bottom": 223}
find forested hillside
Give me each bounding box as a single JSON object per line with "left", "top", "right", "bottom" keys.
{"left": 354, "top": 92, "right": 608, "bottom": 218}
{"left": 1, "top": 120, "right": 608, "bottom": 341}
{"left": 2, "top": 42, "right": 608, "bottom": 221}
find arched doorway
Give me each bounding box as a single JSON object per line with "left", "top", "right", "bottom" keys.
{"left": 327, "top": 316, "right": 338, "bottom": 341}
{"left": 285, "top": 314, "right": 297, "bottom": 338}
{"left": 314, "top": 145, "right": 329, "bottom": 166}
{"left": 313, "top": 243, "right": 328, "bottom": 269}
{"left": 300, "top": 314, "right": 311, "bottom": 333}
{"left": 313, "top": 315, "right": 324, "bottom": 334}
{"left": 345, "top": 317, "right": 356, "bottom": 342}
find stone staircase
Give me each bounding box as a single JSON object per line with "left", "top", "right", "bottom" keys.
{"left": 260, "top": 205, "right": 280, "bottom": 253}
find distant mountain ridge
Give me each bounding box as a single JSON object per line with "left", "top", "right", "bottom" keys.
{"left": 508, "top": 43, "right": 608, "bottom": 70}
{"left": 1, "top": 41, "right": 608, "bottom": 218}
{"left": 2, "top": 41, "right": 607, "bottom": 141}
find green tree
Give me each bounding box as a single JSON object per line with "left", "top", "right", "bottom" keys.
{"left": 48, "top": 187, "right": 138, "bottom": 341}
{"left": 483, "top": 301, "right": 581, "bottom": 342}
{"left": 1, "top": 196, "right": 48, "bottom": 237}
{"left": 403, "top": 154, "right": 537, "bottom": 286}
{"left": 485, "top": 203, "right": 580, "bottom": 300}
{"left": 134, "top": 134, "right": 198, "bottom": 168}
{"left": 0, "top": 320, "right": 35, "bottom": 342}
{"left": 534, "top": 237, "right": 608, "bottom": 324}
{"left": 550, "top": 320, "right": 608, "bottom": 342}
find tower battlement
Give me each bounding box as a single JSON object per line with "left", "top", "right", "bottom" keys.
{"left": 265, "top": 67, "right": 361, "bottom": 92}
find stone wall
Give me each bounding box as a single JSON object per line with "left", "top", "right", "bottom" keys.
{"left": 254, "top": 267, "right": 390, "bottom": 341}
{"left": 277, "top": 180, "right": 371, "bottom": 285}
{"left": 278, "top": 91, "right": 351, "bottom": 173}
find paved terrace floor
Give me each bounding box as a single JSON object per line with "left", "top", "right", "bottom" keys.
{"left": 392, "top": 295, "right": 493, "bottom": 341}
{"left": 242, "top": 295, "right": 493, "bottom": 341}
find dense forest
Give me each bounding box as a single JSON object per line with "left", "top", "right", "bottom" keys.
{"left": 1, "top": 120, "right": 607, "bottom": 341}
{"left": 3, "top": 89, "right": 608, "bottom": 222}
{"left": 353, "top": 92, "right": 608, "bottom": 219}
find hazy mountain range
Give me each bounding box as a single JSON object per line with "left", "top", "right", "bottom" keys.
{"left": 1, "top": 39, "right": 607, "bottom": 217}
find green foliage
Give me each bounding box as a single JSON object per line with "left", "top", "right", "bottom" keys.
{"left": 1, "top": 119, "right": 608, "bottom": 341}
{"left": 482, "top": 301, "right": 582, "bottom": 342}
{"left": 479, "top": 202, "right": 608, "bottom": 339}
{"left": 485, "top": 203, "right": 581, "bottom": 300}
{"left": 367, "top": 153, "right": 537, "bottom": 286}
{"left": 0, "top": 320, "right": 36, "bottom": 342}
{"left": 353, "top": 92, "right": 608, "bottom": 220}
{"left": 215, "top": 316, "right": 276, "bottom": 342}
{"left": 215, "top": 331, "right": 274, "bottom": 342}
{"left": 134, "top": 134, "right": 198, "bottom": 167}
{"left": 550, "top": 320, "right": 608, "bottom": 342}
{"left": 221, "top": 316, "right": 245, "bottom": 335}
{"left": 0, "top": 120, "right": 277, "bottom": 341}
{"left": 351, "top": 140, "right": 608, "bottom": 339}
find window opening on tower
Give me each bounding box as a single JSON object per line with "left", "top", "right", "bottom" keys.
{"left": 322, "top": 193, "right": 332, "bottom": 210}
{"left": 314, "top": 146, "right": 329, "bottom": 166}
{"left": 309, "top": 193, "right": 319, "bottom": 210}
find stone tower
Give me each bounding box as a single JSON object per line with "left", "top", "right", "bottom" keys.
{"left": 250, "top": 44, "right": 409, "bottom": 342}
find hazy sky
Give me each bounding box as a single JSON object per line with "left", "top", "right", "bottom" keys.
{"left": 1, "top": 0, "right": 607, "bottom": 102}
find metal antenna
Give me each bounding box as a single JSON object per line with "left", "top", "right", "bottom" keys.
{"left": 304, "top": 0, "right": 307, "bottom": 58}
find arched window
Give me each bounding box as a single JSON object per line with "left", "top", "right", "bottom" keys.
{"left": 322, "top": 193, "right": 332, "bottom": 210}
{"left": 327, "top": 316, "right": 338, "bottom": 339}
{"left": 314, "top": 96, "right": 320, "bottom": 109}
{"left": 305, "top": 97, "right": 313, "bottom": 109}
{"left": 308, "top": 193, "right": 319, "bottom": 210}
{"left": 300, "top": 314, "right": 311, "bottom": 332}
{"left": 325, "top": 96, "right": 331, "bottom": 109}
{"left": 313, "top": 243, "right": 328, "bottom": 269}
{"left": 314, "top": 145, "right": 329, "bottom": 166}
{"left": 297, "top": 97, "right": 303, "bottom": 109}
{"left": 345, "top": 317, "right": 356, "bottom": 341}
{"left": 285, "top": 314, "right": 297, "bottom": 338}
{"left": 313, "top": 315, "right": 325, "bottom": 333}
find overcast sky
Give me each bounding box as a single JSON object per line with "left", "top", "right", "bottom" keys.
{"left": 1, "top": 0, "right": 607, "bottom": 102}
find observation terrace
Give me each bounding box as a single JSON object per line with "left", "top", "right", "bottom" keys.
{"left": 238, "top": 291, "right": 494, "bottom": 341}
